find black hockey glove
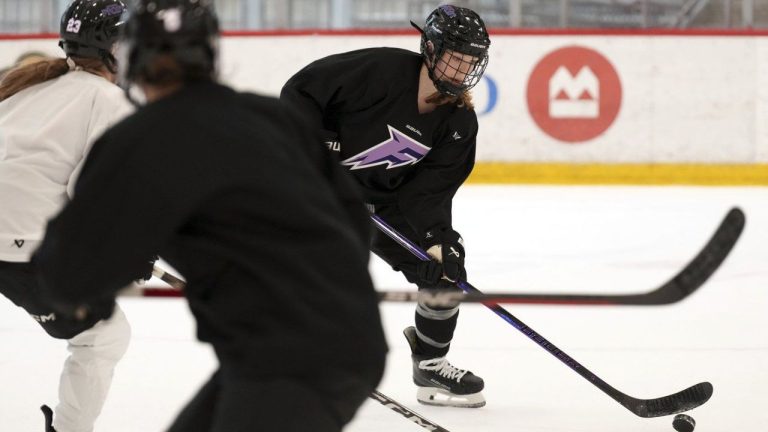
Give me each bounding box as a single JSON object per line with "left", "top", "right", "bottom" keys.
{"left": 417, "top": 229, "right": 466, "bottom": 285}
{"left": 136, "top": 255, "right": 158, "bottom": 283}
{"left": 416, "top": 260, "right": 444, "bottom": 286}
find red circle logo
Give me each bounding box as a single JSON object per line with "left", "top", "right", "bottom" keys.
{"left": 526, "top": 46, "right": 622, "bottom": 143}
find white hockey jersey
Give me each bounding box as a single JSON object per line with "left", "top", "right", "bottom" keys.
{"left": 0, "top": 70, "right": 132, "bottom": 261}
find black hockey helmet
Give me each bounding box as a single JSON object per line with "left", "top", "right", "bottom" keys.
{"left": 59, "top": 0, "right": 127, "bottom": 72}
{"left": 411, "top": 5, "right": 491, "bottom": 97}
{"left": 118, "top": 0, "right": 220, "bottom": 85}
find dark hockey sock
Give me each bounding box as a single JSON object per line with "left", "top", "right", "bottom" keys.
{"left": 413, "top": 306, "right": 459, "bottom": 358}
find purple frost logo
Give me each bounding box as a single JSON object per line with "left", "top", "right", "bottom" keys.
{"left": 102, "top": 4, "right": 124, "bottom": 17}
{"left": 342, "top": 125, "right": 430, "bottom": 170}
{"left": 440, "top": 5, "right": 457, "bottom": 17}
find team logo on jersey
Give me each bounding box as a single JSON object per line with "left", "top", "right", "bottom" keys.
{"left": 342, "top": 125, "right": 430, "bottom": 170}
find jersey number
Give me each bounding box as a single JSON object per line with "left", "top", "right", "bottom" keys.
{"left": 66, "top": 18, "right": 82, "bottom": 33}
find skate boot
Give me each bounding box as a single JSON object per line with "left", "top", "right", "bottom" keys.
{"left": 403, "top": 326, "right": 485, "bottom": 408}
{"left": 40, "top": 405, "right": 56, "bottom": 432}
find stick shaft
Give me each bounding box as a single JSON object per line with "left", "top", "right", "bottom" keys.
{"left": 369, "top": 213, "right": 714, "bottom": 417}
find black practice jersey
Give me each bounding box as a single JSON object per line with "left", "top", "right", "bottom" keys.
{"left": 281, "top": 48, "right": 478, "bottom": 240}
{"left": 34, "top": 81, "right": 387, "bottom": 378}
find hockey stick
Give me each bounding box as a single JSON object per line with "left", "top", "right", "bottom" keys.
{"left": 150, "top": 266, "right": 186, "bottom": 289}
{"left": 127, "top": 203, "right": 743, "bottom": 305}
{"left": 118, "top": 268, "right": 186, "bottom": 297}
{"left": 377, "top": 207, "right": 744, "bottom": 306}
{"left": 369, "top": 390, "right": 451, "bottom": 432}
{"left": 122, "top": 283, "right": 729, "bottom": 306}
{"left": 140, "top": 268, "right": 451, "bottom": 431}
{"left": 369, "top": 211, "right": 736, "bottom": 418}
{"left": 126, "top": 208, "right": 743, "bottom": 306}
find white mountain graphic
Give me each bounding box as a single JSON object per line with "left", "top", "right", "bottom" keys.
{"left": 549, "top": 66, "right": 599, "bottom": 119}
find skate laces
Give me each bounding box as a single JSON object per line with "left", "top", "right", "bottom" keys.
{"left": 418, "top": 357, "right": 468, "bottom": 382}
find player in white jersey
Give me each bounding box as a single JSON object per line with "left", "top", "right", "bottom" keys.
{"left": 0, "top": 1, "right": 141, "bottom": 431}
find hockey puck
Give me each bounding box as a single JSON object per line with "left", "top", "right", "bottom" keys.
{"left": 672, "top": 414, "right": 695, "bottom": 432}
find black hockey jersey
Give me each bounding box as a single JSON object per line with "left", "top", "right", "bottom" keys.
{"left": 33, "top": 81, "right": 387, "bottom": 380}
{"left": 281, "top": 48, "right": 478, "bottom": 240}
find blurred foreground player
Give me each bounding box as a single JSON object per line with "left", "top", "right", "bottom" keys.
{"left": 281, "top": 5, "right": 490, "bottom": 408}
{"left": 33, "top": 0, "right": 387, "bottom": 431}
{"left": 0, "top": 1, "right": 134, "bottom": 431}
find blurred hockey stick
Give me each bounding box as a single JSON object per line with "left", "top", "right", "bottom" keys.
{"left": 119, "top": 267, "right": 186, "bottom": 297}
{"left": 370, "top": 390, "right": 451, "bottom": 432}
{"left": 374, "top": 207, "right": 744, "bottom": 306}
{"left": 131, "top": 268, "right": 451, "bottom": 431}
{"left": 150, "top": 266, "right": 185, "bottom": 289}
{"left": 133, "top": 208, "right": 742, "bottom": 304}
{"left": 368, "top": 211, "right": 738, "bottom": 418}
{"left": 126, "top": 207, "right": 743, "bottom": 306}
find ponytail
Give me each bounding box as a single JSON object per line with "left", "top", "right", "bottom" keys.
{"left": 0, "top": 57, "right": 107, "bottom": 102}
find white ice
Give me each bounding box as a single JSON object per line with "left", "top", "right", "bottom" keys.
{"left": 1, "top": 185, "right": 766, "bottom": 431}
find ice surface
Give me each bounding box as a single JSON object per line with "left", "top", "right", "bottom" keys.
{"left": 1, "top": 185, "right": 765, "bottom": 431}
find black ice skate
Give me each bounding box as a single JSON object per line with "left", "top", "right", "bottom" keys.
{"left": 403, "top": 326, "right": 485, "bottom": 408}
{"left": 40, "top": 405, "right": 56, "bottom": 432}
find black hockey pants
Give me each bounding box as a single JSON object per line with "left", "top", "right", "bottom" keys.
{"left": 0, "top": 260, "right": 112, "bottom": 339}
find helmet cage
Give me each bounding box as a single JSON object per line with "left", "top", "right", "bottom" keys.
{"left": 413, "top": 5, "right": 490, "bottom": 98}
{"left": 422, "top": 38, "right": 489, "bottom": 97}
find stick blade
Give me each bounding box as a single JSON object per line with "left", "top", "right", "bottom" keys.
{"left": 641, "top": 207, "right": 745, "bottom": 305}
{"left": 632, "top": 382, "right": 713, "bottom": 418}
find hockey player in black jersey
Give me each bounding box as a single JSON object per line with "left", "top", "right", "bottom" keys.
{"left": 32, "top": 1, "right": 387, "bottom": 431}
{"left": 281, "top": 5, "right": 491, "bottom": 408}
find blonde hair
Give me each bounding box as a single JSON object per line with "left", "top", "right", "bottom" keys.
{"left": 424, "top": 90, "right": 475, "bottom": 110}
{"left": 0, "top": 57, "right": 106, "bottom": 102}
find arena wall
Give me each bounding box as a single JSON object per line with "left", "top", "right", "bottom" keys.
{"left": 2, "top": 30, "right": 766, "bottom": 184}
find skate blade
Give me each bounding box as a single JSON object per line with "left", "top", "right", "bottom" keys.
{"left": 416, "top": 387, "right": 486, "bottom": 408}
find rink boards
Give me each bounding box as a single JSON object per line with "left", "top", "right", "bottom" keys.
{"left": 3, "top": 30, "right": 768, "bottom": 184}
